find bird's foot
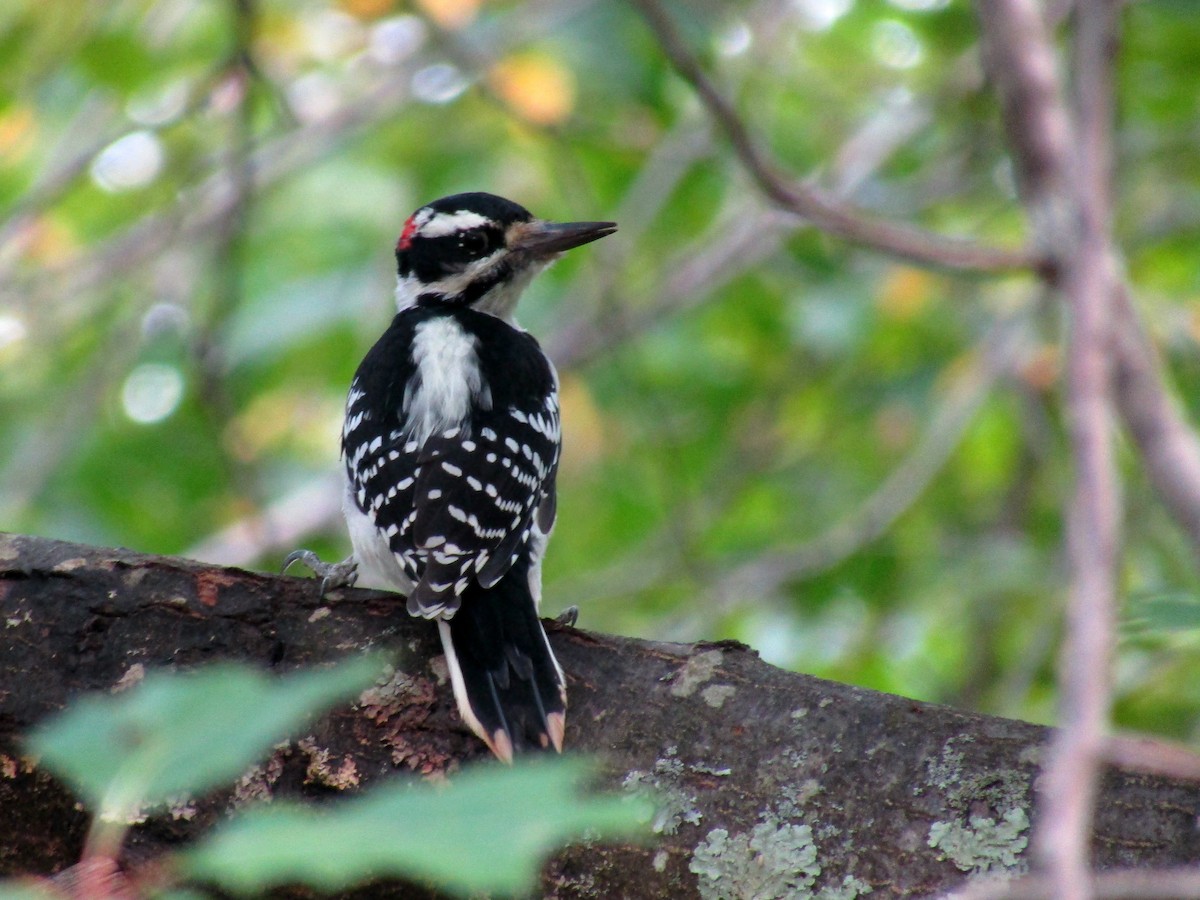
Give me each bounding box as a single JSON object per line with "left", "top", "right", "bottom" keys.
{"left": 554, "top": 605, "right": 579, "bottom": 627}
{"left": 282, "top": 549, "right": 358, "bottom": 597}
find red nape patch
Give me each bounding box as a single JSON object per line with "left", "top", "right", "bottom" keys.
{"left": 396, "top": 215, "right": 419, "bottom": 252}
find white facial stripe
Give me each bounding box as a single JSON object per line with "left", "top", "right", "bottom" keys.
{"left": 420, "top": 210, "right": 491, "bottom": 238}
{"left": 401, "top": 208, "right": 433, "bottom": 245}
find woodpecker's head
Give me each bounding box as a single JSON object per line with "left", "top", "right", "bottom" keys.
{"left": 393, "top": 192, "right": 616, "bottom": 319}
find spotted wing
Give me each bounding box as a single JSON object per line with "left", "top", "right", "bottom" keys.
{"left": 405, "top": 394, "right": 560, "bottom": 618}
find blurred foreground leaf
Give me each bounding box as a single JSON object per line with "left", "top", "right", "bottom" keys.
{"left": 0, "top": 882, "right": 56, "bottom": 900}
{"left": 184, "top": 758, "right": 652, "bottom": 897}
{"left": 27, "top": 657, "right": 385, "bottom": 820}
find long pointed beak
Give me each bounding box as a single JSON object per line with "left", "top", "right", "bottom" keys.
{"left": 510, "top": 219, "right": 618, "bottom": 258}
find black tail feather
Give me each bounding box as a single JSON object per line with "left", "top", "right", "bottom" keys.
{"left": 438, "top": 558, "right": 566, "bottom": 761}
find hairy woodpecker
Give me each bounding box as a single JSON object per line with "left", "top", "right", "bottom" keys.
{"left": 286, "top": 192, "right": 616, "bottom": 762}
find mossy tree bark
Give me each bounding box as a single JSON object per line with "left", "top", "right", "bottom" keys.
{"left": 1, "top": 533, "right": 1198, "bottom": 898}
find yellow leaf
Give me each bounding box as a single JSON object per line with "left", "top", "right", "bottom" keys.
{"left": 415, "top": 0, "right": 481, "bottom": 29}
{"left": 22, "top": 215, "right": 77, "bottom": 265}
{"left": 340, "top": 0, "right": 396, "bottom": 17}
{"left": 489, "top": 53, "right": 576, "bottom": 125}
{"left": 877, "top": 266, "right": 935, "bottom": 320}
{"left": 0, "top": 105, "right": 35, "bottom": 162}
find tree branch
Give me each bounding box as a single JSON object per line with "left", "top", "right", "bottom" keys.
{"left": 628, "top": 0, "right": 1037, "bottom": 273}
{"left": 977, "top": 2, "right": 1123, "bottom": 895}
{"left": 1110, "top": 284, "right": 1200, "bottom": 557}
{"left": 2, "top": 533, "right": 1200, "bottom": 898}
{"left": 944, "top": 867, "right": 1200, "bottom": 900}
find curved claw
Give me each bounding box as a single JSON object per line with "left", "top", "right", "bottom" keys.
{"left": 281, "top": 550, "right": 358, "bottom": 597}
{"left": 320, "top": 562, "right": 358, "bottom": 596}
{"left": 555, "top": 605, "right": 579, "bottom": 627}
{"left": 282, "top": 548, "right": 318, "bottom": 575}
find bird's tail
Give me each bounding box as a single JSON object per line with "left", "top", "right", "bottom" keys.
{"left": 437, "top": 560, "right": 566, "bottom": 763}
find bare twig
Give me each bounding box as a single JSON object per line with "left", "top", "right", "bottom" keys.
{"left": 1110, "top": 284, "right": 1200, "bottom": 557}
{"left": 186, "top": 472, "right": 343, "bottom": 566}
{"left": 628, "top": 0, "right": 1036, "bottom": 273}
{"left": 1043, "top": 5, "right": 1123, "bottom": 896}
{"left": 0, "top": 95, "right": 123, "bottom": 279}
{"left": 550, "top": 202, "right": 790, "bottom": 368}
{"left": 191, "top": 0, "right": 269, "bottom": 516}
{"left": 980, "top": 0, "right": 1200, "bottom": 557}
{"left": 942, "top": 867, "right": 1200, "bottom": 900}
{"left": 978, "top": 1, "right": 1123, "bottom": 895}
{"left": 1103, "top": 733, "right": 1200, "bottom": 783}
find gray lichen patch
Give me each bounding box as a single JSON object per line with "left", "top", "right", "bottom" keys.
{"left": 927, "top": 807, "right": 1029, "bottom": 875}
{"left": 670, "top": 649, "right": 725, "bottom": 698}
{"left": 819, "top": 875, "right": 874, "bottom": 900}
{"left": 0, "top": 534, "right": 19, "bottom": 562}
{"left": 690, "top": 820, "right": 820, "bottom": 900}
{"left": 920, "top": 736, "right": 1032, "bottom": 877}
{"left": 623, "top": 746, "right": 703, "bottom": 835}
{"left": 689, "top": 811, "right": 872, "bottom": 900}
{"left": 701, "top": 683, "right": 737, "bottom": 708}
{"left": 924, "top": 736, "right": 1030, "bottom": 813}
{"left": 924, "top": 736, "right": 970, "bottom": 794}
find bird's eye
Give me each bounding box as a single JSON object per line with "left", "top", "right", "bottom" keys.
{"left": 459, "top": 231, "right": 489, "bottom": 256}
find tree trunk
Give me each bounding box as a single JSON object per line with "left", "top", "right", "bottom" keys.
{"left": 1, "top": 532, "right": 1197, "bottom": 898}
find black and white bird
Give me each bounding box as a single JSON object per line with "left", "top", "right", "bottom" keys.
{"left": 286, "top": 192, "right": 616, "bottom": 762}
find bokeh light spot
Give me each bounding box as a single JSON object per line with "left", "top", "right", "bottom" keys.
{"left": 91, "top": 131, "right": 165, "bottom": 193}
{"left": 871, "top": 20, "right": 924, "bottom": 70}
{"left": 368, "top": 15, "right": 427, "bottom": 65}
{"left": 121, "top": 363, "right": 184, "bottom": 425}
{"left": 412, "top": 63, "right": 469, "bottom": 105}
{"left": 489, "top": 54, "right": 575, "bottom": 125}
{"left": 0, "top": 315, "right": 27, "bottom": 351}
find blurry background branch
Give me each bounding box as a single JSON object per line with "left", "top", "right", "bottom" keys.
{"left": 630, "top": 0, "right": 1037, "bottom": 273}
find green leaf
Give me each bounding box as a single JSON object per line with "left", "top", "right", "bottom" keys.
{"left": 184, "top": 758, "right": 652, "bottom": 897}
{"left": 27, "top": 657, "right": 385, "bottom": 819}
{"left": 1125, "top": 593, "right": 1200, "bottom": 634}
{"left": 0, "top": 882, "right": 57, "bottom": 900}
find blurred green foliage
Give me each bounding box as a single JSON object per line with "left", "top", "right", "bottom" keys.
{"left": 28, "top": 657, "right": 385, "bottom": 820}
{"left": 13, "top": 660, "right": 647, "bottom": 897}
{"left": 186, "top": 757, "right": 647, "bottom": 895}
{"left": 1, "top": 0, "right": 1199, "bottom": 744}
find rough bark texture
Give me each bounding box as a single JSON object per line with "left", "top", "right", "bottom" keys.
{"left": 1, "top": 532, "right": 1198, "bottom": 898}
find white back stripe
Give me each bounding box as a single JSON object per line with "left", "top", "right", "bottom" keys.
{"left": 403, "top": 317, "right": 487, "bottom": 445}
